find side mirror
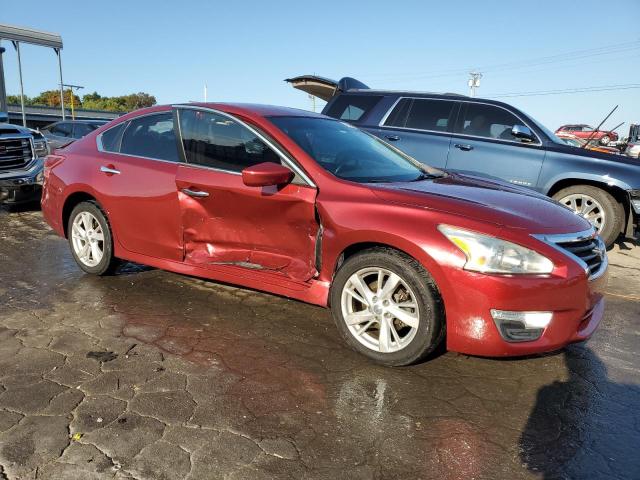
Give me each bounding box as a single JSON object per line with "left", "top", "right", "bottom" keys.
{"left": 511, "top": 125, "right": 535, "bottom": 142}
{"left": 242, "top": 162, "right": 294, "bottom": 187}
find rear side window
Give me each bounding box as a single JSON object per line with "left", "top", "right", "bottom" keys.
{"left": 72, "top": 123, "right": 96, "bottom": 139}
{"left": 99, "top": 123, "right": 126, "bottom": 152}
{"left": 405, "top": 99, "right": 456, "bottom": 131}
{"left": 51, "top": 123, "right": 72, "bottom": 137}
{"left": 384, "top": 99, "right": 456, "bottom": 132}
{"left": 178, "top": 109, "right": 281, "bottom": 172}
{"left": 455, "top": 103, "right": 535, "bottom": 142}
{"left": 119, "top": 113, "right": 179, "bottom": 162}
{"left": 324, "top": 95, "right": 382, "bottom": 122}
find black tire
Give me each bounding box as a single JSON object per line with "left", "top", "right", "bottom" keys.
{"left": 330, "top": 247, "right": 445, "bottom": 366}
{"left": 553, "top": 185, "right": 624, "bottom": 247}
{"left": 67, "top": 201, "right": 120, "bottom": 275}
{"left": 599, "top": 135, "right": 611, "bottom": 146}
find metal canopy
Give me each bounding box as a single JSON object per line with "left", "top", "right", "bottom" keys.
{"left": 0, "top": 23, "right": 66, "bottom": 123}
{"left": 0, "top": 23, "right": 63, "bottom": 49}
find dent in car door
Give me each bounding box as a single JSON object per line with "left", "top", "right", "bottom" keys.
{"left": 175, "top": 108, "right": 319, "bottom": 282}
{"left": 374, "top": 98, "right": 458, "bottom": 169}
{"left": 446, "top": 102, "right": 546, "bottom": 189}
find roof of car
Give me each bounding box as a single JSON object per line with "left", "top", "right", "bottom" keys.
{"left": 187, "top": 102, "right": 327, "bottom": 118}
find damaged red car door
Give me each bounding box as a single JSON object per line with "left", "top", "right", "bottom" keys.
{"left": 174, "top": 107, "right": 319, "bottom": 282}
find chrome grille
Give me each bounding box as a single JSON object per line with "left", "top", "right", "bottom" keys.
{"left": 555, "top": 237, "right": 604, "bottom": 278}
{"left": 0, "top": 137, "right": 33, "bottom": 171}
{"left": 535, "top": 228, "right": 607, "bottom": 281}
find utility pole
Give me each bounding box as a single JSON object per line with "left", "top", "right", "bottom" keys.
{"left": 468, "top": 72, "right": 482, "bottom": 97}
{"left": 203, "top": 83, "right": 207, "bottom": 102}
{"left": 0, "top": 45, "right": 7, "bottom": 114}
{"left": 309, "top": 94, "right": 316, "bottom": 112}
{"left": 62, "top": 83, "right": 83, "bottom": 120}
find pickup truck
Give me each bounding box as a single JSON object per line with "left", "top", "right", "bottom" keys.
{"left": 0, "top": 112, "right": 49, "bottom": 205}
{"left": 287, "top": 75, "right": 640, "bottom": 246}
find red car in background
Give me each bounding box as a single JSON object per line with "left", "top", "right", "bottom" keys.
{"left": 556, "top": 124, "right": 619, "bottom": 145}
{"left": 41, "top": 103, "right": 607, "bottom": 365}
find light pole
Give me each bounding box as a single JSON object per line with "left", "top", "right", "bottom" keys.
{"left": 0, "top": 45, "right": 7, "bottom": 113}
{"left": 62, "top": 83, "right": 83, "bottom": 120}
{"left": 468, "top": 72, "right": 482, "bottom": 97}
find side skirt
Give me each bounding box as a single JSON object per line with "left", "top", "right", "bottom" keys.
{"left": 113, "top": 246, "right": 331, "bottom": 307}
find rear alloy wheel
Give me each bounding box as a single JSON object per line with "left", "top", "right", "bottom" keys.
{"left": 331, "top": 248, "right": 444, "bottom": 366}
{"left": 553, "top": 185, "right": 624, "bottom": 247}
{"left": 599, "top": 135, "right": 611, "bottom": 146}
{"left": 68, "top": 201, "right": 120, "bottom": 275}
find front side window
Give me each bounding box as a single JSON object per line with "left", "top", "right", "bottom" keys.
{"left": 178, "top": 109, "right": 281, "bottom": 172}
{"left": 324, "top": 95, "right": 383, "bottom": 122}
{"left": 120, "top": 113, "right": 179, "bottom": 162}
{"left": 455, "top": 103, "right": 536, "bottom": 142}
{"left": 271, "top": 116, "right": 443, "bottom": 184}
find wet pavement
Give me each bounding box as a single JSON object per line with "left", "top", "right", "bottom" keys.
{"left": 0, "top": 207, "right": 639, "bottom": 480}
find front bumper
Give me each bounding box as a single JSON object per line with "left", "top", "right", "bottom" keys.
{"left": 437, "top": 229, "right": 608, "bottom": 357}
{"left": 0, "top": 159, "right": 44, "bottom": 204}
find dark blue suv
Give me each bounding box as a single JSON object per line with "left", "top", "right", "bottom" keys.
{"left": 288, "top": 75, "right": 640, "bottom": 246}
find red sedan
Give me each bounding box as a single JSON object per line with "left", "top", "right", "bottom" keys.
{"left": 41, "top": 104, "right": 608, "bottom": 365}
{"left": 555, "top": 124, "right": 619, "bottom": 145}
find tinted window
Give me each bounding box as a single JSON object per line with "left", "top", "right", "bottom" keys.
{"left": 120, "top": 113, "right": 179, "bottom": 161}
{"left": 51, "top": 123, "right": 72, "bottom": 137}
{"left": 456, "top": 103, "right": 535, "bottom": 142}
{"left": 325, "top": 95, "right": 382, "bottom": 122}
{"left": 178, "top": 109, "right": 280, "bottom": 172}
{"left": 271, "top": 116, "right": 443, "bottom": 184}
{"left": 383, "top": 98, "right": 412, "bottom": 127}
{"left": 100, "top": 123, "right": 126, "bottom": 152}
{"left": 72, "top": 123, "right": 96, "bottom": 139}
{"left": 405, "top": 99, "right": 456, "bottom": 131}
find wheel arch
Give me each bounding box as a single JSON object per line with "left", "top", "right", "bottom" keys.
{"left": 547, "top": 177, "right": 629, "bottom": 206}
{"left": 61, "top": 191, "right": 100, "bottom": 238}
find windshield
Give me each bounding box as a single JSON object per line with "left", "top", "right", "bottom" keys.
{"left": 528, "top": 115, "right": 566, "bottom": 145}
{"left": 270, "top": 116, "right": 443, "bottom": 183}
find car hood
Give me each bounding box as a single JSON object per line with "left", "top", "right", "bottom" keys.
{"left": 370, "top": 173, "right": 590, "bottom": 233}
{"left": 0, "top": 122, "right": 32, "bottom": 137}
{"left": 548, "top": 142, "right": 640, "bottom": 166}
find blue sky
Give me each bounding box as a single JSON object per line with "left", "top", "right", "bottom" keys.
{"left": 1, "top": 0, "right": 638, "bottom": 131}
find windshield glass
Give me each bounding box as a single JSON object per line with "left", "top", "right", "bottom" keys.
{"left": 270, "top": 116, "right": 443, "bottom": 183}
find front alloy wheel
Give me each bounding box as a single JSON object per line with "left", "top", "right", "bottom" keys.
{"left": 331, "top": 248, "right": 444, "bottom": 366}
{"left": 341, "top": 267, "right": 420, "bottom": 353}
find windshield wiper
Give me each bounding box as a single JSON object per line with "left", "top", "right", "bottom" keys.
{"left": 410, "top": 172, "right": 442, "bottom": 182}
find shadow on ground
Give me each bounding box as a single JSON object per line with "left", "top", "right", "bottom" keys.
{"left": 521, "top": 346, "right": 640, "bottom": 479}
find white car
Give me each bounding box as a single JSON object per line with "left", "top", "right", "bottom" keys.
{"left": 625, "top": 142, "right": 640, "bottom": 159}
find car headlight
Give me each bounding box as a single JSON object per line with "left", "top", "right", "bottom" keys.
{"left": 33, "top": 139, "right": 49, "bottom": 158}
{"left": 438, "top": 225, "right": 554, "bottom": 274}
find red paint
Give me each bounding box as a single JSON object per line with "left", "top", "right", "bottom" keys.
{"left": 42, "top": 103, "right": 606, "bottom": 357}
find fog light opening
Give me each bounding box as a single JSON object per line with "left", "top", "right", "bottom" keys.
{"left": 490, "top": 310, "right": 552, "bottom": 343}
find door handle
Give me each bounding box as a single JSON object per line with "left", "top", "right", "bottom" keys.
{"left": 100, "top": 165, "right": 121, "bottom": 175}
{"left": 454, "top": 144, "right": 474, "bottom": 151}
{"left": 385, "top": 135, "right": 400, "bottom": 142}
{"left": 181, "top": 188, "right": 209, "bottom": 198}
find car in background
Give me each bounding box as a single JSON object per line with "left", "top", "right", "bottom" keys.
{"left": 287, "top": 75, "right": 640, "bottom": 246}
{"left": 625, "top": 142, "right": 640, "bottom": 159}
{"left": 42, "top": 103, "right": 607, "bottom": 365}
{"left": 0, "top": 112, "right": 49, "bottom": 205}
{"left": 41, "top": 119, "right": 109, "bottom": 150}
{"left": 555, "top": 132, "right": 620, "bottom": 155}
{"left": 555, "top": 124, "right": 619, "bottom": 146}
